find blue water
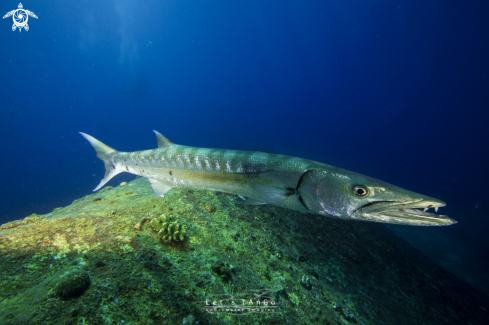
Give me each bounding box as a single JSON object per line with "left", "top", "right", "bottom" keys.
{"left": 1, "top": 0, "right": 488, "bottom": 288}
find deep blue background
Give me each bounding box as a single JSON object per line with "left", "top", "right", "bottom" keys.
{"left": 1, "top": 0, "right": 488, "bottom": 289}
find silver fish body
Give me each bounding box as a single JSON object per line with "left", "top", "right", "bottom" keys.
{"left": 80, "top": 131, "right": 457, "bottom": 226}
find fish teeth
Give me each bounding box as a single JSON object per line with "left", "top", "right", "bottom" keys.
{"left": 422, "top": 206, "right": 439, "bottom": 213}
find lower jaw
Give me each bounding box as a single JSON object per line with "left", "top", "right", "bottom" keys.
{"left": 381, "top": 213, "right": 455, "bottom": 226}
{"left": 352, "top": 211, "right": 455, "bottom": 226}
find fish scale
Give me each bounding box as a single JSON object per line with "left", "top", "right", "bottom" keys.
{"left": 111, "top": 145, "right": 309, "bottom": 201}
{"left": 80, "top": 131, "right": 457, "bottom": 226}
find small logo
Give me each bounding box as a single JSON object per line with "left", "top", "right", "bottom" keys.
{"left": 3, "top": 3, "right": 38, "bottom": 32}
{"left": 196, "top": 289, "right": 280, "bottom": 315}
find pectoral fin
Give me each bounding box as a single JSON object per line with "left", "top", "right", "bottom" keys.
{"left": 244, "top": 198, "right": 268, "bottom": 205}
{"left": 252, "top": 183, "right": 296, "bottom": 202}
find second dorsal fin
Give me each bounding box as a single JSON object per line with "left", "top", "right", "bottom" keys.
{"left": 153, "top": 130, "right": 173, "bottom": 148}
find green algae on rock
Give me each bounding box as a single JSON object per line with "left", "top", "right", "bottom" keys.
{"left": 53, "top": 269, "right": 91, "bottom": 299}
{"left": 0, "top": 215, "right": 45, "bottom": 231}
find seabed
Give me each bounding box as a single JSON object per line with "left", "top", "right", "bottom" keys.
{"left": 0, "top": 177, "right": 488, "bottom": 324}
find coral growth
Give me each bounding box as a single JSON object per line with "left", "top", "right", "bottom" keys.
{"left": 149, "top": 215, "right": 187, "bottom": 242}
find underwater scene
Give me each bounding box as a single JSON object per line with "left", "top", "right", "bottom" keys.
{"left": 1, "top": 1, "right": 488, "bottom": 324}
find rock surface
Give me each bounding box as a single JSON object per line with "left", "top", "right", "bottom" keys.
{"left": 0, "top": 177, "right": 488, "bottom": 324}
{"left": 54, "top": 269, "right": 91, "bottom": 299}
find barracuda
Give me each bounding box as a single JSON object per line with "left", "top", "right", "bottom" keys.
{"left": 80, "top": 131, "right": 457, "bottom": 226}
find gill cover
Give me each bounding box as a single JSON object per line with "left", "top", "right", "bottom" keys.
{"left": 298, "top": 170, "right": 359, "bottom": 217}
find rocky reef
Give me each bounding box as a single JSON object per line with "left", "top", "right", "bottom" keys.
{"left": 0, "top": 177, "right": 488, "bottom": 324}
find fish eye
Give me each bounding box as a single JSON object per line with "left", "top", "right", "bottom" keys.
{"left": 353, "top": 185, "right": 369, "bottom": 197}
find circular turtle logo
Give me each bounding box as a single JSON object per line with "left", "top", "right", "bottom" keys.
{"left": 3, "top": 3, "right": 38, "bottom": 32}
{"left": 15, "top": 10, "right": 27, "bottom": 24}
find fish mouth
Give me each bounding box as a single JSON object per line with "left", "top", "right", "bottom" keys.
{"left": 353, "top": 199, "right": 458, "bottom": 226}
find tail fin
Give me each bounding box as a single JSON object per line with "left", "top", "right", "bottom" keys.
{"left": 79, "top": 132, "right": 123, "bottom": 191}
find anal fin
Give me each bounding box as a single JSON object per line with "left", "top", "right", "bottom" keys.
{"left": 147, "top": 178, "right": 173, "bottom": 197}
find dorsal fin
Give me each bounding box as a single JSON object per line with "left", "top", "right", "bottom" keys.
{"left": 153, "top": 130, "right": 173, "bottom": 147}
